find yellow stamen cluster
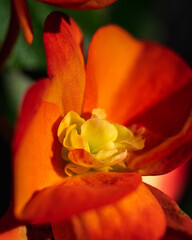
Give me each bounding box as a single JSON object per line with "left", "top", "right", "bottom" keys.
{"left": 57, "top": 109, "right": 144, "bottom": 176}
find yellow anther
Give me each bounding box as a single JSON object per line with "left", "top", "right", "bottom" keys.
{"left": 81, "top": 118, "right": 118, "bottom": 152}
{"left": 57, "top": 111, "right": 85, "bottom": 144}
{"left": 57, "top": 109, "right": 145, "bottom": 176}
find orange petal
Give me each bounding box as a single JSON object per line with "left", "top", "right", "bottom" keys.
{"left": 84, "top": 25, "right": 192, "bottom": 132}
{"left": 126, "top": 80, "right": 192, "bottom": 175}
{"left": 36, "top": 0, "right": 117, "bottom": 10}
{"left": 84, "top": 25, "right": 143, "bottom": 114}
{"left": 13, "top": 0, "right": 33, "bottom": 44}
{"left": 52, "top": 183, "right": 166, "bottom": 240}
{"left": 126, "top": 114, "right": 192, "bottom": 175}
{"left": 17, "top": 172, "right": 141, "bottom": 224}
{"left": 13, "top": 102, "right": 64, "bottom": 219}
{"left": 0, "top": 226, "right": 26, "bottom": 240}
{"left": 147, "top": 184, "right": 192, "bottom": 238}
{"left": 13, "top": 11, "right": 85, "bottom": 157}
{"left": 84, "top": 25, "right": 192, "bottom": 175}
{"left": 12, "top": 78, "right": 50, "bottom": 152}
{"left": 13, "top": 12, "right": 86, "bottom": 221}
{"left": 43, "top": 12, "right": 85, "bottom": 116}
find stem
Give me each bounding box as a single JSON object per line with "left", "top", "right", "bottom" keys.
{"left": 0, "top": 0, "right": 20, "bottom": 70}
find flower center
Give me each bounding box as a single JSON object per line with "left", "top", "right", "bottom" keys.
{"left": 57, "top": 109, "right": 145, "bottom": 176}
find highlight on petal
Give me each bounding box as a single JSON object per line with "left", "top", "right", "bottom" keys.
{"left": 84, "top": 25, "right": 143, "bottom": 114}
{"left": 17, "top": 172, "right": 141, "bottom": 224}
{"left": 43, "top": 11, "right": 85, "bottom": 116}
{"left": 143, "top": 162, "right": 188, "bottom": 201}
{"left": 84, "top": 24, "right": 192, "bottom": 175}
{"left": 36, "top": 0, "right": 117, "bottom": 10}
{"left": 13, "top": 102, "right": 64, "bottom": 219}
{"left": 52, "top": 183, "right": 166, "bottom": 240}
{"left": 13, "top": 0, "right": 33, "bottom": 44}
{"left": 147, "top": 184, "right": 192, "bottom": 239}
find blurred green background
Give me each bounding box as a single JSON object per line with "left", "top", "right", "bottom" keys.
{"left": 0, "top": 0, "right": 191, "bottom": 218}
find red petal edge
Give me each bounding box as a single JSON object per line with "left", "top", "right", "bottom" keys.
{"left": 146, "top": 183, "right": 192, "bottom": 238}
{"left": 20, "top": 172, "right": 141, "bottom": 224}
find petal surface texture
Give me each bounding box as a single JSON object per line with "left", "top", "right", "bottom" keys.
{"left": 14, "top": 102, "right": 64, "bottom": 218}
{"left": 84, "top": 24, "right": 192, "bottom": 175}
{"left": 52, "top": 183, "right": 166, "bottom": 240}
{"left": 147, "top": 184, "right": 192, "bottom": 238}
{"left": 36, "top": 0, "right": 117, "bottom": 10}
{"left": 17, "top": 172, "right": 141, "bottom": 223}
{"left": 43, "top": 12, "right": 85, "bottom": 116}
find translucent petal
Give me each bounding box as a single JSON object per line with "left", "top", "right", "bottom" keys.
{"left": 113, "top": 123, "right": 134, "bottom": 142}
{"left": 63, "top": 124, "right": 77, "bottom": 150}
{"left": 92, "top": 141, "right": 115, "bottom": 154}
{"left": 70, "top": 129, "right": 90, "bottom": 152}
{"left": 58, "top": 111, "right": 85, "bottom": 143}
{"left": 91, "top": 108, "right": 107, "bottom": 119}
{"left": 65, "top": 163, "right": 90, "bottom": 176}
{"left": 69, "top": 149, "right": 128, "bottom": 169}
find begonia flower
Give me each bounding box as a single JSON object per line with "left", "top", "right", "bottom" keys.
{"left": 12, "top": 11, "right": 192, "bottom": 240}
{"left": 0, "top": 0, "right": 116, "bottom": 68}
